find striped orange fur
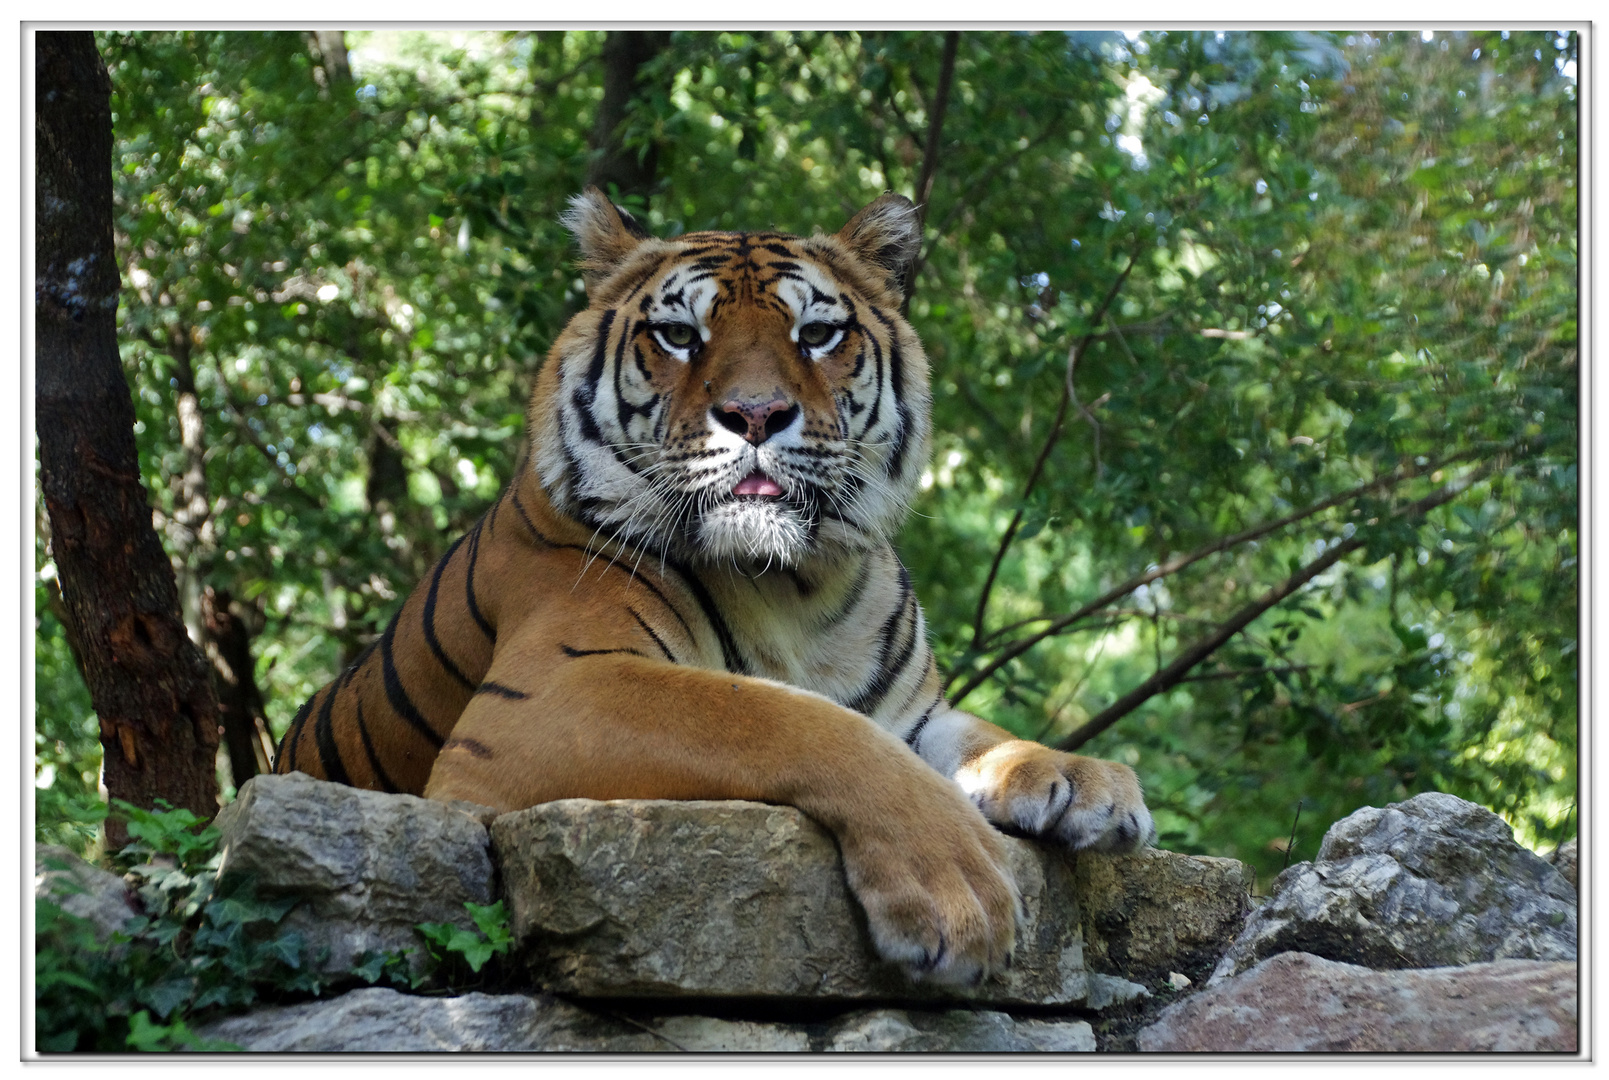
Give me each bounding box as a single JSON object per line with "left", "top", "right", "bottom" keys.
{"left": 275, "top": 190, "right": 1153, "bottom": 984}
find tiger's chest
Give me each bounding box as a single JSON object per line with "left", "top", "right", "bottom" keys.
{"left": 696, "top": 546, "right": 932, "bottom": 730}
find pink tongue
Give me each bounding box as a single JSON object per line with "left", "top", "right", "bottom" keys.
{"left": 734, "top": 471, "right": 784, "bottom": 497}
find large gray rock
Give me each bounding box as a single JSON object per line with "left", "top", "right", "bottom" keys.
{"left": 1073, "top": 847, "right": 1252, "bottom": 985}
{"left": 214, "top": 773, "right": 495, "bottom": 973}
{"left": 493, "top": 798, "right": 1092, "bottom": 1005}
{"left": 34, "top": 844, "right": 141, "bottom": 940}
{"left": 1213, "top": 792, "right": 1576, "bottom": 980}
{"left": 193, "top": 987, "right": 681, "bottom": 1052}
{"left": 825, "top": 1009, "right": 1095, "bottom": 1052}
{"left": 1138, "top": 952, "right": 1577, "bottom": 1052}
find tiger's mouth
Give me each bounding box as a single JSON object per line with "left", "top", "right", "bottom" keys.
{"left": 732, "top": 470, "right": 785, "bottom": 498}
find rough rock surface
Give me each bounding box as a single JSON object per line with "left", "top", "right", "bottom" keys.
{"left": 195, "top": 988, "right": 1095, "bottom": 1052}
{"left": 492, "top": 798, "right": 1097, "bottom": 1005}
{"left": 34, "top": 844, "right": 141, "bottom": 939}
{"left": 1138, "top": 952, "right": 1577, "bottom": 1052}
{"left": 825, "top": 1009, "right": 1095, "bottom": 1052}
{"left": 194, "top": 988, "right": 672, "bottom": 1052}
{"left": 1213, "top": 792, "right": 1576, "bottom": 980}
{"left": 1073, "top": 847, "right": 1251, "bottom": 986}
{"left": 214, "top": 773, "right": 495, "bottom": 973}
{"left": 1549, "top": 838, "right": 1578, "bottom": 889}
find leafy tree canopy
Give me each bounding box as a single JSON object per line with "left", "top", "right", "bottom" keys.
{"left": 37, "top": 29, "right": 1577, "bottom": 882}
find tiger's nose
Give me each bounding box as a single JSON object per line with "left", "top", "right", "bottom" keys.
{"left": 714, "top": 397, "right": 801, "bottom": 446}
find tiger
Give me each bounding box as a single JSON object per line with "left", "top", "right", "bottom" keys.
{"left": 275, "top": 188, "right": 1155, "bottom": 985}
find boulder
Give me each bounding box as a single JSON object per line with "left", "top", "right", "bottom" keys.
{"left": 1073, "top": 847, "right": 1252, "bottom": 985}
{"left": 213, "top": 773, "right": 495, "bottom": 974}
{"left": 492, "top": 798, "right": 1097, "bottom": 1005}
{"left": 825, "top": 1009, "right": 1095, "bottom": 1052}
{"left": 1213, "top": 792, "right": 1576, "bottom": 980}
{"left": 1138, "top": 952, "right": 1577, "bottom": 1052}
{"left": 33, "top": 844, "right": 141, "bottom": 940}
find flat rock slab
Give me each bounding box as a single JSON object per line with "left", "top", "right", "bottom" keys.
{"left": 214, "top": 773, "right": 495, "bottom": 973}
{"left": 34, "top": 844, "right": 142, "bottom": 941}
{"left": 1213, "top": 792, "right": 1576, "bottom": 981}
{"left": 492, "top": 798, "right": 1091, "bottom": 1005}
{"left": 1138, "top": 952, "right": 1577, "bottom": 1052}
{"left": 197, "top": 988, "right": 1095, "bottom": 1052}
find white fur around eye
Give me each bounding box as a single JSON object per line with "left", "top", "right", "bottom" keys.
{"left": 795, "top": 324, "right": 846, "bottom": 359}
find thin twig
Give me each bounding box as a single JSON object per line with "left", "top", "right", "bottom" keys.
{"left": 967, "top": 257, "right": 1137, "bottom": 649}
{"left": 902, "top": 31, "right": 960, "bottom": 314}
{"left": 1282, "top": 800, "right": 1304, "bottom": 871}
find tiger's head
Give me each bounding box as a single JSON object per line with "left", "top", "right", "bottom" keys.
{"left": 530, "top": 189, "right": 933, "bottom": 571}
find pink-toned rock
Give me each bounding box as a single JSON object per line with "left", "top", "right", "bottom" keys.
{"left": 1138, "top": 952, "right": 1576, "bottom": 1052}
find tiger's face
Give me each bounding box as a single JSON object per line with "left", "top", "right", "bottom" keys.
{"left": 532, "top": 191, "right": 932, "bottom": 570}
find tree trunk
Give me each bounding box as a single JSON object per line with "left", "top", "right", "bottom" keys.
{"left": 585, "top": 31, "right": 672, "bottom": 203}
{"left": 202, "top": 587, "right": 271, "bottom": 786}
{"left": 36, "top": 31, "right": 221, "bottom": 846}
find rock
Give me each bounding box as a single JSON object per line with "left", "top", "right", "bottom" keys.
{"left": 34, "top": 844, "right": 141, "bottom": 940}
{"left": 194, "top": 987, "right": 673, "bottom": 1052}
{"left": 824, "top": 1008, "right": 1095, "bottom": 1052}
{"left": 1085, "top": 973, "right": 1149, "bottom": 1009}
{"left": 492, "top": 798, "right": 1094, "bottom": 1005}
{"left": 639, "top": 1014, "right": 810, "bottom": 1052}
{"left": 1165, "top": 971, "right": 1191, "bottom": 990}
{"left": 1213, "top": 792, "right": 1576, "bottom": 980}
{"left": 1074, "top": 847, "right": 1253, "bottom": 985}
{"left": 1549, "top": 837, "right": 1578, "bottom": 889}
{"left": 1138, "top": 952, "right": 1577, "bottom": 1052}
{"left": 213, "top": 773, "right": 495, "bottom": 974}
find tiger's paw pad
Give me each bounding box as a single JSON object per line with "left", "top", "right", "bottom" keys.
{"left": 958, "top": 741, "right": 1155, "bottom": 853}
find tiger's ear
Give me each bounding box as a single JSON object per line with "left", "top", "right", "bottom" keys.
{"left": 834, "top": 193, "right": 923, "bottom": 300}
{"left": 561, "top": 187, "right": 654, "bottom": 290}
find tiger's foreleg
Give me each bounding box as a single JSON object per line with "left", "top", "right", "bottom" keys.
{"left": 424, "top": 649, "right": 1021, "bottom": 986}
{"left": 913, "top": 708, "right": 1156, "bottom": 853}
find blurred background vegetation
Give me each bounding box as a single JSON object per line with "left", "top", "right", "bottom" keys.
{"left": 35, "top": 29, "right": 1577, "bottom": 885}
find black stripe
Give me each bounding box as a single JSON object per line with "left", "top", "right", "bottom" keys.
{"left": 560, "top": 644, "right": 649, "bottom": 659}
{"left": 887, "top": 335, "right": 912, "bottom": 479}
{"left": 313, "top": 665, "right": 356, "bottom": 787}
{"left": 509, "top": 487, "right": 697, "bottom": 645}
{"left": 628, "top": 607, "right": 678, "bottom": 663}
{"left": 422, "top": 532, "right": 476, "bottom": 691}
{"left": 904, "top": 705, "right": 937, "bottom": 751}
{"left": 354, "top": 698, "right": 400, "bottom": 794}
{"left": 379, "top": 607, "right": 448, "bottom": 749}
{"left": 661, "top": 559, "right": 747, "bottom": 674}
{"left": 846, "top": 566, "right": 915, "bottom": 715}
{"left": 278, "top": 693, "right": 316, "bottom": 773}
{"left": 463, "top": 517, "right": 495, "bottom": 643}
{"left": 476, "top": 680, "right": 530, "bottom": 700}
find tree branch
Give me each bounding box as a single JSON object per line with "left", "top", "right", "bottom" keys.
{"left": 1053, "top": 465, "right": 1492, "bottom": 751}
{"left": 901, "top": 31, "right": 959, "bottom": 315}
{"left": 948, "top": 444, "right": 1508, "bottom": 706}
{"left": 967, "top": 257, "right": 1136, "bottom": 649}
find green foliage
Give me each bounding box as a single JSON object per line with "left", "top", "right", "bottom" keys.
{"left": 34, "top": 801, "right": 319, "bottom": 1052}
{"left": 415, "top": 900, "right": 517, "bottom": 982}
{"left": 36, "top": 30, "right": 1576, "bottom": 891}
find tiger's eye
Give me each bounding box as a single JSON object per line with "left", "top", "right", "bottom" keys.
{"left": 659, "top": 324, "right": 697, "bottom": 349}
{"left": 799, "top": 322, "right": 835, "bottom": 348}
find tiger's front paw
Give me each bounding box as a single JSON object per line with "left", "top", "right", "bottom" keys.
{"left": 956, "top": 740, "right": 1155, "bottom": 853}
{"left": 834, "top": 782, "right": 1023, "bottom": 987}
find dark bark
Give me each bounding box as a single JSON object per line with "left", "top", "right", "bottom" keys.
{"left": 585, "top": 31, "right": 672, "bottom": 203}
{"left": 36, "top": 31, "right": 221, "bottom": 844}
{"left": 201, "top": 587, "right": 271, "bottom": 786}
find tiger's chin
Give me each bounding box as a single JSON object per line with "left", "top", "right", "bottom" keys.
{"left": 694, "top": 498, "right": 815, "bottom": 569}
